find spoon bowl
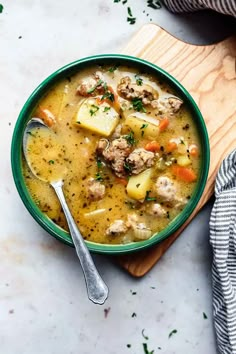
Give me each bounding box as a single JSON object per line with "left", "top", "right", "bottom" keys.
{"left": 23, "top": 118, "right": 109, "bottom": 305}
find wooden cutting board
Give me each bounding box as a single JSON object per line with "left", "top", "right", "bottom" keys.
{"left": 116, "top": 24, "right": 236, "bottom": 277}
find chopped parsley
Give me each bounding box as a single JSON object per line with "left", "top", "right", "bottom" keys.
{"left": 145, "top": 191, "right": 156, "bottom": 202}
{"left": 203, "top": 312, "right": 208, "bottom": 319}
{"left": 122, "top": 0, "right": 128, "bottom": 4}
{"left": 140, "top": 123, "right": 148, "bottom": 136}
{"left": 89, "top": 105, "right": 99, "bottom": 116}
{"left": 142, "top": 343, "right": 154, "bottom": 354}
{"left": 135, "top": 74, "right": 143, "bottom": 86}
{"left": 108, "top": 65, "right": 119, "bottom": 73}
{"left": 87, "top": 79, "right": 103, "bottom": 94}
{"left": 127, "top": 6, "right": 136, "bottom": 25}
{"left": 140, "top": 124, "right": 148, "bottom": 129}
{"left": 147, "top": 0, "right": 162, "bottom": 9}
{"left": 168, "top": 329, "right": 177, "bottom": 338}
{"left": 103, "top": 106, "right": 111, "bottom": 112}
{"left": 141, "top": 329, "right": 149, "bottom": 340}
{"left": 101, "top": 90, "right": 115, "bottom": 102}
{"left": 0, "top": 4, "right": 3, "bottom": 13}
{"left": 96, "top": 158, "right": 102, "bottom": 169}
{"left": 114, "top": 0, "right": 121, "bottom": 2}
{"left": 131, "top": 312, "right": 137, "bottom": 317}
{"left": 130, "top": 290, "right": 137, "bottom": 295}
{"left": 95, "top": 172, "right": 103, "bottom": 181}
{"left": 124, "top": 131, "right": 136, "bottom": 146}
{"left": 27, "top": 131, "right": 36, "bottom": 137}
{"left": 132, "top": 98, "right": 146, "bottom": 112}
{"left": 48, "top": 160, "right": 55, "bottom": 165}
{"left": 124, "top": 162, "right": 133, "bottom": 173}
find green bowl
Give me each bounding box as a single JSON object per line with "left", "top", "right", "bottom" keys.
{"left": 11, "top": 54, "right": 210, "bottom": 254}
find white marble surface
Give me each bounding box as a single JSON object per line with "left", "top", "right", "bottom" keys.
{"left": 1, "top": 1, "right": 235, "bottom": 353}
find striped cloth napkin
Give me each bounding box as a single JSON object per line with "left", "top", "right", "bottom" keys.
{"left": 162, "top": 2, "right": 236, "bottom": 353}
{"left": 163, "top": 0, "right": 236, "bottom": 17}
{"left": 209, "top": 151, "right": 236, "bottom": 354}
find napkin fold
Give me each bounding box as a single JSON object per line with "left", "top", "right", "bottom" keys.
{"left": 162, "top": 0, "right": 236, "bottom": 17}
{"left": 209, "top": 150, "right": 236, "bottom": 354}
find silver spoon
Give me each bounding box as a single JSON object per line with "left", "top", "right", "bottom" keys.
{"left": 23, "top": 118, "right": 109, "bottom": 305}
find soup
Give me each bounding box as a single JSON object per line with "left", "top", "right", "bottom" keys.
{"left": 23, "top": 64, "right": 201, "bottom": 244}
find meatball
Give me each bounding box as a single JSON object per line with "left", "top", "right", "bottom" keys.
{"left": 117, "top": 76, "right": 158, "bottom": 105}
{"left": 76, "top": 71, "right": 104, "bottom": 97}
{"left": 87, "top": 178, "right": 105, "bottom": 201}
{"left": 96, "top": 137, "right": 132, "bottom": 177}
{"left": 126, "top": 148, "right": 155, "bottom": 175}
{"left": 156, "top": 176, "right": 176, "bottom": 202}
{"left": 106, "top": 220, "right": 128, "bottom": 236}
{"left": 148, "top": 203, "right": 167, "bottom": 217}
{"left": 151, "top": 97, "right": 183, "bottom": 115}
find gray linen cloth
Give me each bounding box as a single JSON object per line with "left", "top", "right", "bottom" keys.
{"left": 162, "top": 0, "right": 236, "bottom": 17}
{"left": 209, "top": 151, "right": 236, "bottom": 354}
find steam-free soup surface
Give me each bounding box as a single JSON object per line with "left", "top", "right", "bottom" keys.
{"left": 23, "top": 64, "right": 201, "bottom": 244}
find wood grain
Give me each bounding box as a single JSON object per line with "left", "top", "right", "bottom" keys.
{"left": 117, "top": 24, "right": 236, "bottom": 277}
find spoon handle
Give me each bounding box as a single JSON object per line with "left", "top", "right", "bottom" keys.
{"left": 51, "top": 180, "right": 108, "bottom": 305}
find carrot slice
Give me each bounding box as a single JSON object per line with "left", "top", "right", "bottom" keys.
{"left": 172, "top": 166, "right": 197, "bottom": 182}
{"left": 166, "top": 141, "right": 177, "bottom": 153}
{"left": 145, "top": 141, "right": 160, "bottom": 152}
{"left": 189, "top": 146, "right": 199, "bottom": 157}
{"left": 159, "top": 117, "right": 169, "bottom": 132}
{"left": 116, "top": 178, "right": 128, "bottom": 186}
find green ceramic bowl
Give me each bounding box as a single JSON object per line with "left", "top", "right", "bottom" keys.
{"left": 11, "top": 54, "right": 210, "bottom": 254}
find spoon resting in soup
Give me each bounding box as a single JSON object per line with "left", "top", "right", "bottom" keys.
{"left": 23, "top": 64, "right": 200, "bottom": 245}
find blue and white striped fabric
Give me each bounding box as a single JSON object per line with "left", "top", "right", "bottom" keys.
{"left": 163, "top": 0, "right": 236, "bottom": 17}
{"left": 160, "top": 1, "right": 236, "bottom": 350}
{"left": 209, "top": 150, "right": 236, "bottom": 354}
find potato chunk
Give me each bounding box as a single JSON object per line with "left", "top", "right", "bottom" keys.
{"left": 126, "top": 168, "right": 153, "bottom": 200}
{"left": 124, "top": 114, "right": 159, "bottom": 139}
{"left": 75, "top": 98, "right": 119, "bottom": 137}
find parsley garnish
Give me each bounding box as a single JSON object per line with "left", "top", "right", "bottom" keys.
{"left": 141, "top": 329, "right": 149, "bottom": 340}
{"left": 127, "top": 7, "right": 136, "bottom": 25}
{"left": 124, "top": 131, "right": 136, "bottom": 146}
{"left": 122, "top": 0, "right": 128, "bottom": 3}
{"left": 145, "top": 191, "right": 156, "bottom": 202}
{"left": 135, "top": 74, "right": 143, "bottom": 86}
{"left": 48, "top": 160, "right": 55, "bottom": 165}
{"left": 140, "top": 124, "right": 148, "bottom": 130}
{"left": 132, "top": 98, "right": 146, "bottom": 112}
{"left": 132, "top": 312, "right": 137, "bottom": 318}
{"left": 147, "top": 0, "right": 162, "bottom": 9}
{"left": 142, "top": 343, "right": 154, "bottom": 354}
{"left": 87, "top": 79, "right": 103, "bottom": 94}
{"left": 130, "top": 290, "right": 137, "bottom": 295}
{"left": 140, "top": 123, "right": 148, "bottom": 136}
{"left": 95, "top": 172, "right": 103, "bottom": 181}
{"left": 114, "top": 0, "right": 121, "bottom": 2}
{"left": 89, "top": 105, "right": 99, "bottom": 116}
{"left": 124, "top": 161, "right": 133, "bottom": 173}
{"left": 101, "top": 90, "right": 114, "bottom": 102}
{"left": 0, "top": 4, "right": 3, "bottom": 13}
{"left": 27, "top": 131, "right": 36, "bottom": 137}
{"left": 103, "top": 106, "right": 111, "bottom": 112}
{"left": 96, "top": 158, "right": 102, "bottom": 169}
{"left": 108, "top": 65, "right": 119, "bottom": 73}
{"left": 203, "top": 312, "right": 208, "bottom": 319}
{"left": 168, "top": 329, "right": 177, "bottom": 338}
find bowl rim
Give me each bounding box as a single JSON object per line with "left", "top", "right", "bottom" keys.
{"left": 11, "top": 53, "right": 210, "bottom": 254}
